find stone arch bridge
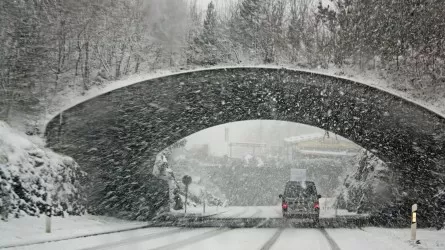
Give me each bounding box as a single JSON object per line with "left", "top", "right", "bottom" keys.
{"left": 45, "top": 67, "right": 445, "bottom": 219}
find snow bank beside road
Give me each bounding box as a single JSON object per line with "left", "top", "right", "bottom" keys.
{"left": 361, "top": 227, "right": 445, "bottom": 250}
{"left": 0, "top": 214, "right": 147, "bottom": 247}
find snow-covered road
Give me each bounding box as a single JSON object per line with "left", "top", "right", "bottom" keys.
{"left": 211, "top": 206, "right": 279, "bottom": 218}
{"left": 8, "top": 227, "right": 444, "bottom": 250}
{"left": 174, "top": 200, "right": 360, "bottom": 219}
{"left": 1, "top": 210, "right": 443, "bottom": 250}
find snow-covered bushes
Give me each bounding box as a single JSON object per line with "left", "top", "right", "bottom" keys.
{"left": 0, "top": 122, "right": 86, "bottom": 218}
{"left": 336, "top": 150, "right": 445, "bottom": 228}
{"left": 337, "top": 150, "right": 397, "bottom": 214}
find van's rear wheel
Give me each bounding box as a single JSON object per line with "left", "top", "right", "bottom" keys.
{"left": 312, "top": 213, "right": 320, "bottom": 225}
{"left": 313, "top": 207, "right": 320, "bottom": 223}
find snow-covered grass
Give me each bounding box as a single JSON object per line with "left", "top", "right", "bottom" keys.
{"left": 0, "top": 214, "right": 147, "bottom": 247}
{"left": 339, "top": 227, "right": 445, "bottom": 250}
{"left": 365, "top": 227, "right": 445, "bottom": 250}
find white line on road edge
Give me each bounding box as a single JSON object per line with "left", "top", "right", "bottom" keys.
{"left": 0, "top": 224, "right": 158, "bottom": 249}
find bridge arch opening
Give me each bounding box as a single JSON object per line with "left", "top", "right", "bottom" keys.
{"left": 155, "top": 120, "right": 396, "bottom": 220}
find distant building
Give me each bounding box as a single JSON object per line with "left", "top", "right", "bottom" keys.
{"left": 284, "top": 132, "right": 360, "bottom": 160}
{"left": 228, "top": 142, "right": 267, "bottom": 159}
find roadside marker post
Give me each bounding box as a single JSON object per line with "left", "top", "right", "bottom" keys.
{"left": 45, "top": 204, "right": 52, "bottom": 233}
{"left": 201, "top": 189, "right": 206, "bottom": 215}
{"left": 411, "top": 204, "right": 417, "bottom": 241}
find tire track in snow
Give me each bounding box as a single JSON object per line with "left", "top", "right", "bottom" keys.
{"left": 259, "top": 228, "right": 284, "bottom": 250}
{"left": 319, "top": 228, "right": 341, "bottom": 250}
{"left": 147, "top": 228, "right": 231, "bottom": 250}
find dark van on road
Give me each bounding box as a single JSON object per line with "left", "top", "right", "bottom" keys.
{"left": 279, "top": 181, "right": 321, "bottom": 222}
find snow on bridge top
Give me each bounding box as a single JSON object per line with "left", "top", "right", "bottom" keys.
{"left": 44, "top": 65, "right": 445, "bottom": 132}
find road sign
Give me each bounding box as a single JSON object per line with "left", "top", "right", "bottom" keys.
{"left": 182, "top": 175, "right": 192, "bottom": 185}
{"left": 182, "top": 175, "right": 192, "bottom": 214}
{"left": 290, "top": 169, "right": 307, "bottom": 182}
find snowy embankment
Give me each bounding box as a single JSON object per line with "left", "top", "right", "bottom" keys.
{"left": 0, "top": 121, "right": 86, "bottom": 218}
{"left": 327, "top": 227, "right": 445, "bottom": 250}
{"left": 336, "top": 149, "right": 393, "bottom": 214}
{"left": 43, "top": 64, "right": 445, "bottom": 132}
{"left": 0, "top": 214, "right": 147, "bottom": 248}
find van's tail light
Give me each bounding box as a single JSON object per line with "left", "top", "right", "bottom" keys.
{"left": 314, "top": 200, "right": 320, "bottom": 209}
{"left": 282, "top": 202, "right": 288, "bottom": 210}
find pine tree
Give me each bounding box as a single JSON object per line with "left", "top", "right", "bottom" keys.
{"left": 203, "top": 2, "right": 218, "bottom": 46}
{"left": 233, "top": 0, "right": 264, "bottom": 52}
{"left": 190, "top": 1, "right": 224, "bottom": 66}
{"left": 259, "top": 0, "right": 286, "bottom": 63}
{"left": 287, "top": 1, "right": 302, "bottom": 62}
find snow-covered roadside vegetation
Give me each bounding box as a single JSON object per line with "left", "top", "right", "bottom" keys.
{"left": 0, "top": 122, "right": 86, "bottom": 219}
{"left": 336, "top": 149, "right": 445, "bottom": 229}
{"left": 336, "top": 150, "right": 395, "bottom": 214}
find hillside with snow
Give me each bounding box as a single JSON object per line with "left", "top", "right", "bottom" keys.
{"left": 336, "top": 150, "right": 394, "bottom": 214}
{"left": 0, "top": 122, "right": 86, "bottom": 219}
